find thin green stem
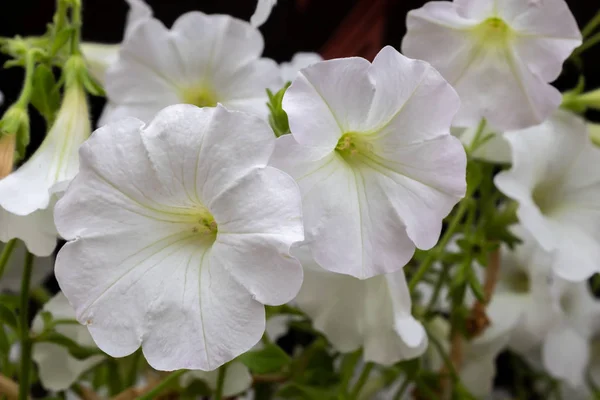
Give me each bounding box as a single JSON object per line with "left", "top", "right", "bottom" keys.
{"left": 340, "top": 350, "right": 362, "bottom": 396}
{"left": 18, "top": 251, "right": 34, "bottom": 400}
{"left": 0, "top": 239, "right": 17, "bottom": 282}
{"left": 15, "top": 51, "right": 38, "bottom": 109}
{"left": 572, "top": 31, "right": 600, "bottom": 58}
{"left": 583, "top": 9, "right": 600, "bottom": 38}
{"left": 136, "top": 370, "right": 187, "bottom": 400}
{"left": 69, "top": 0, "right": 82, "bottom": 55}
{"left": 214, "top": 364, "right": 228, "bottom": 400}
{"left": 426, "top": 263, "right": 450, "bottom": 313}
{"left": 426, "top": 328, "right": 458, "bottom": 381}
{"left": 468, "top": 118, "right": 487, "bottom": 154}
{"left": 350, "top": 362, "right": 374, "bottom": 399}
{"left": 126, "top": 350, "right": 142, "bottom": 388}
{"left": 409, "top": 199, "right": 471, "bottom": 292}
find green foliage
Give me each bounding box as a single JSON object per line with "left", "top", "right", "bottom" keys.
{"left": 267, "top": 82, "right": 292, "bottom": 137}
{"left": 239, "top": 343, "right": 292, "bottom": 374}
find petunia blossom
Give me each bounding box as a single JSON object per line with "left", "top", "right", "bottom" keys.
{"left": 54, "top": 104, "right": 304, "bottom": 371}
{"left": 0, "top": 57, "right": 91, "bottom": 256}
{"left": 402, "top": 0, "right": 582, "bottom": 131}
{"left": 294, "top": 248, "right": 427, "bottom": 365}
{"left": 271, "top": 46, "right": 466, "bottom": 279}
{"left": 280, "top": 52, "right": 323, "bottom": 83}
{"left": 495, "top": 110, "right": 600, "bottom": 281}
{"left": 81, "top": 0, "right": 152, "bottom": 85}
{"left": 100, "top": 11, "right": 281, "bottom": 125}
{"left": 32, "top": 292, "right": 105, "bottom": 392}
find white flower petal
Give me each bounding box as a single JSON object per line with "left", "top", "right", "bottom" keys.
{"left": 0, "top": 207, "right": 57, "bottom": 257}
{"left": 280, "top": 52, "right": 323, "bottom": 83}
{"left": 124, "top": 0, "right": 153, "bottom": 38}
{"left": 250, "top": 0, "right": 277, "bottom": 28}
{"left": 55, "top": 104, "right": 303, "bottom": 371}
{"left": 543, "top": 324, "right": 589, "bottom": 387}
{"left": 283, "top": 57, "right": 374, "bottom": 148}
{"left": 295, "top": 249, "right": 425, "bottom": 365}
{"left": 32, "top": 293, "right": 105, "bottom": 391}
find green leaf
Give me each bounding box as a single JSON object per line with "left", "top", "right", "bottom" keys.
{"left": 30, "top": 65, "right": 61, "bottom": 124}
{"left": 467, "top": 266, "right": 486, "bottom": 303}
{"left": 36, "top": 331, "right": 105, "bottom": 360}
{"left": 238, "top": 343, "right": 291, "bottom": 374}
{"left": 0, "top": 304, "right": 18, "bottom": 330}
{"left": 266, "top": 83, "right": 291, "bottom": 137}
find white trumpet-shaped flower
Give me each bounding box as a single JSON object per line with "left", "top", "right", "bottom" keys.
{"left": 271, "top": 46, "right": 466, "bottom": 279}
{"left": 0, "top": 59, "right": 91, "bottom": 256}
{"left": 100, "top": 11, "right": 281, "bottom": 125}
{"left": 55, "top": 104, "right": 304, "bottom": 371}
{"left": 81, "top": 0, "right": 152, "bottom": 85}
{"left": 402, "top": 0, "right": 582, "bottom": 131}
{"left": 32, "top": 292, "right": 105, "bottom": 392}
{"left": 495, "top": 111, "right": 600, "bottom": 281}
{"left": 250, "top": 0, "right": 277, "bottom": 28}
{"left": 294, "top": 249, "right": 427, "bottom": 365}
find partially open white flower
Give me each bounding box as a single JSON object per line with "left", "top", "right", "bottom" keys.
{"left": 271, "top": 46, "right": 466, "bottom": 279}
{"left": 495, "top": 111, "right": 600, "bottom": 281}
{"left": 55, "top": 104, "right": 304, "bottom": 371}
{"left": 294, "top": 249, "right": 427, "bottom": 365}
{"left": 81, "top": 0, "right": 152, "bottom": 85}
{"left": 250, "top": 0, "right": 277, "bottom": 28}
{"left": 100, "top": 11, "right": 281, "bottom": 125}
{"left": 32, "top": 292, "right": 105, "bottom": 392}
{"left": 181, "top": 362, "right": 252, "bottom": 397}
{"left": 280, "top": 53, "right": 323, "bottom": 83}
{"left": 402, "top": 0, "right": 582, "bottom": 131}
{"left": 0, "top": 59, "right": 91, "bottom": 256}
{"left": 0, "top": 241, "right": 53, "bottom": 292}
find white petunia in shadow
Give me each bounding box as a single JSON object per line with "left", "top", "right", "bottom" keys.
{"left": 495, "top": 110, "right": 600, "bottom": 282}
{"left": 402, "top": 0, "right": 582, "bottom": 131}
{"left": 0, "top": 57, "right": 91, "bottom": 256}
{"left": 280, "top": 52, "right": 323, "bottom": 83}
{"left": 81, "top": 0, "right": 152, "bottom": 86}
{"left": 294, "top": 248, "right": 427, "bottom": 365}
{"left": 181, "top": 362, "right": 252, "bottom": 398}
{"left": 271, "top": 46, "right": 466, "bottom": 279}
{"left": 54, "top": 104, "right": 304, "bottom": 371}
{"left": 32, "top": 292, "right": 105, "bottom": 392}
{"left": 0, "top": 241, "right": 53, "bottom": 293}
{"left": 100, "top": 11, "right": 282, "bottom": 125}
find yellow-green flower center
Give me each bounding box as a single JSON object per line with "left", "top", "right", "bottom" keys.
{"left": 472, "top": 17, "right": 514, "bottom": 48}
{"left": 181, "top": 86, "right": 218, "bottom": 108}
{"left": 335, "top": 133, "right": 373, "bottom": 162}
{"left": 191, "top": 207, "right": 218, "bottom": 236}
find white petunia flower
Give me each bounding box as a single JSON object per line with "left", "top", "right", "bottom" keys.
{"left": 54, "top": 104, "right": 304, "bottom": 371}
{"left": 495, "top": 110, "right": 600, "bottom": 281}
{"left": 280, "top": 53, "right": 323, "bottom": 83}
{"left": 0, "top": 57, "right": 91, "bottom": 256}
{"left": 270, "top": 46, "right": 466, "bottom": 279}
{"left": 294, "top": 248, "right": 427, "bottom": 365}
{"left": 0, "top": 241, "right": 53, "bottom": 292}
{"left": 81, "top": 0, "right": 152, "bottom": 85}
{"left": 402, "top": 0, "right": 582, "bottom": 131}
{"left": 100, "top": 11, "right": 282, "bottom": 125}
{"left": 181, "top": 362, "right": 252, "bottom": 397}
{"left": 32, "top": 292, "right": 105, "bottom": 392}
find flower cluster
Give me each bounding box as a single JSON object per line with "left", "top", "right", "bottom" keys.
{"left": 0, "top": 0, "right": 599, "bottom": 398}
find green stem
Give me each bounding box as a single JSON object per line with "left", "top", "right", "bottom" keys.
{"left": 18, "top": 251, "right": 34, "bottom": 400}
{"left": 340, "top": 350, "right": 362, "bottom": 396}
{"left": 393, "top": 378, "right": 412, "bottom": 400}
{"left": 136, "top": 370, "right": 187, "bottom": 400}
{"left": 350, "top": 362, "right": 374, "bottom": 399}
{"left": 0, "top": 239, "right": 17, "bottom": 282}
{"left": 468, "top": 118, "right": 487, "bottom": 154}
{"left": 426, "top": 328, "right": 458, "bottom": 381}
{"left": 69, "top": 0, "right": 82, "bottom": 55}
{"left": 214, "top": 364, "right": 228, "bottom": 400}
{"left": 15, "top": 51, "right": 38, "bottom": 109}
{"left": 126, "top": 350, "right": 142, "bottom": 388}
{"left": 583, "top": 9, "right": 600, "bottom": 38}
{"left": 425, "top": 263, "right": 450, "bottom": 313}
{"left": 408, "top": 199, "right": 470, "bottom": 292}
{"left": 572, "top": 31, "right": 600, "bottom": 58}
